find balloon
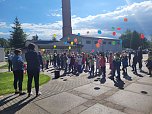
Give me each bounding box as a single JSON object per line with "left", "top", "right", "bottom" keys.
{"left": 117, "top": 27, "right": 121, "bottom": 30}
{"left": 68, "top": 37, "right": 70, "bottom": 40}
{"left": 112, "top": 27, "right": 115, "bottom": 30}
{"left": 98, "top": 30, "right": 102, "bottom": 34}
{"left": 71, "top": 42, "right": 74, "bottom": 45}
{"left": 124, "top": 18, "right": 128, "bottom": 22}
{"left": 91, "top": 49, "right": 95, "bottom": 53}
{"left": 140, "top": 34, "right": 144, "bottom": 39}
{"left": 96, "top": 43, "right": 100, "bottom": 48}
{"left": 87, "top": 31, "right": 89, "bottom": 34}
{"left": 64, "top": 41, "right": 67, "bottom": 45}
{"left": 78, "top": 33, "right": 81, "bottom": 36}
{"left": 112, "top": 41, "right": 116, "bottom": 45}
{"left": 74, "top": 38, "right": 78, "bottom": 43}
{"left": 112, "top": 32, "right": 116, "bottom": 36}
{"left": 98, "top": 39, "right": 102, "bottom": 44}
{"left": 69, "top": 46, "right": 71, "bottom": 50}
{"left": 53, "top": 34, "right": 57, "bottom": 38}
{"left": 54, "top": 45, "right": 57, "bottom": 49}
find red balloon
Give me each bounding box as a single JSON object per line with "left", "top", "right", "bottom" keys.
{"left": 124, "top": 18, "right": 128, "bottom": 22}
{"left": 98, "top": 39, "right": 102, "bottom": 44}
{"left": 112, "top": 32, "right": 116, "bottom": 36}
{"left": 117, "top": 27, "right": 121, "bottom": 30}
{"left": 140, "top": 34, "right": 144, "bottom": 39}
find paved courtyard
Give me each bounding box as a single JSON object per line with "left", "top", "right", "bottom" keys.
{"left": 0, "top": 55, "right": 152, "bottom": 114}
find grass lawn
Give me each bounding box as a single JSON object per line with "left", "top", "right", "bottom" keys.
{"left": 0, "top": 72, "right": 51, "bottom": 95}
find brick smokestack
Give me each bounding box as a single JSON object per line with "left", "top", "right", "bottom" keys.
{"left": 62, "top": 0, "right": 72, "bottom": 37}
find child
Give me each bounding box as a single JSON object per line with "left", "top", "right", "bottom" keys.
{"left": 95, "top": 54, "right": 100, "bottom": 76}
{"left": 109, "top": 52, "right": 113, "bottom": 75}
{"left": 99, "top": 53, "right": 106, "bottom": 78}
{"left": 109, "top": 53, "right": 121, "bottom": 81}
{"left": 146, "top": 51, "right": 152, "bottom": 77}
{"left": 89, "top": 55, "right": 95, "bottom": 77}
{"left": 132, "top": 53, "right": 138, "bottom": 75}
{"left": 122, "top": 53, "right": 128, "bottom": 76}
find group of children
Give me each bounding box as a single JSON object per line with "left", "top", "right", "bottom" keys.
{"left": 39, "top": 49, "right": 152, "bottom": 81}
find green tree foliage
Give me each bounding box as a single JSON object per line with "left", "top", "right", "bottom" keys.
{"left": 10, "top": 17, "right": 27, "bottom": 48}
{"left": 0, "top": 38, "right": 9, "bottom": 47}
{"left": 119, "top": 30, "right": 149, "bottom": 50}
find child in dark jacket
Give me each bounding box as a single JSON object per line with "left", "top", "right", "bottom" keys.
{"left": 109, "top": 53, "right": 121, "bottom": 81}
{"left": 132, "top": 53, "right": 138, "bottom": 75}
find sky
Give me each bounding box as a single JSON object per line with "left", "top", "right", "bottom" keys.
{"left": 0, "top": 0, "right": 152, "bottom": 40}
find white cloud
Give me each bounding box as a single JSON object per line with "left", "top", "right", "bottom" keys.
{"left": 71, "top": 1, "right": 152, "bottom": 38}
{"left": 47, "top": 9, "right": 62, "bottom": 17}
{"left": 0, "top": 22, "right": 7, "bottom": 28}
{"left": 0, "top": 1, "right": 152, "bottom": 40}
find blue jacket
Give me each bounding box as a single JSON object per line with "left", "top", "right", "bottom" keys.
{"left": 25, "top": 50, "right": 40, "bottom": 71}
{"left": 12, "top": 55, "right": 24, "bottom": 71}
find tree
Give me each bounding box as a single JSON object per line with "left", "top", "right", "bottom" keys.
{"left": 10, "top": 17, "right": 27, "bottom": 48}
{"left": 0, "top": 38, "right": 10, "bottom": 47}
{"left": 119, "top": 30, "right": 149, "bottom": 50}
{"left": 32, "top": 34, "right": 38, "bottom": 41}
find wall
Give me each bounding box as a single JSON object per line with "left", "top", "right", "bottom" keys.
{"left": 0, "top": 48, "right": 5, "bottom": 62}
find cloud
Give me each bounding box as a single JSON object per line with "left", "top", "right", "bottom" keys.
{"left": 71, "top": 1, "right": 152, "bottom": 37}
{"left": 47, "top": 9, "right": 62, "bottom": 17}
{"left": 0, "top": 22, "right": 7, "bottom": 28}
{"left": 0, "top": 1, "right": 152, "bottom": 40}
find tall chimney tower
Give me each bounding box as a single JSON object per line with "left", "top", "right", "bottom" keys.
{"left": 62, "top": 0, "right": 72, "bottom": 37}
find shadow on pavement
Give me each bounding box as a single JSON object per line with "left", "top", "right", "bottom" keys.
{"left": 0, "top": 96, "right": 36, "bottom": 114}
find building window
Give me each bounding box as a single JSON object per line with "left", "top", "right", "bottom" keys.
{"left": 94, "top": 41, "right": 98, "bottom": 44}
{"left": 103, "top": 42, "right": 106, "bottom": 44}
{"left": 108, "top": 42, "right": 111, "bottom": 44}
{"left": 86, "top": 40, "right": 91, "bottom": 44}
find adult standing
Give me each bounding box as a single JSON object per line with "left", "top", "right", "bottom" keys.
{"left": 25, "top": 43, "right": 41, "bottom": 97}
{"left": 12, "top": 49, "right": 25, "bottom": 95}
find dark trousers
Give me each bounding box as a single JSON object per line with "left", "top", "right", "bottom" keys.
{"left": 77, "top": 65, "right": 82, "bottom": 73}
{"left": 101, "top": 66, "right": 106, "bottom": 78}
{"left": 8, "top": 60, "right": 12, "bottom": 71}
{"left": 46, "top": 60, "right": 49, "bottom": 69}
{"left": 138, "top": 60, "right": 142, "bottom": 69}
{"left": 112, "top": 67, "right": 121, "bottom": 79}
{"left": 132, "top": 64, "right": 137, "bottom": 74}
{"left": 13, "top": 70, "right": 23, "bottom": 91}
{"left": 90, "top": 65, "right": 94, "bottom": 76}
{"left": 27, "top": 69, "right": 40, "bottom": 94}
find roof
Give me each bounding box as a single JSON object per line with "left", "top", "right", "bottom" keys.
{"left": 60, "top": 34, "right": 120, "bottom": 41}
{"left": 26, "top": 40, "right": 58, "bottom": 44}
